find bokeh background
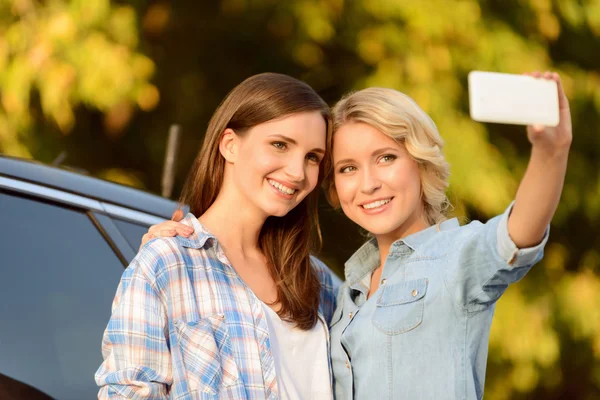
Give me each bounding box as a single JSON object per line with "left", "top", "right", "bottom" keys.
{"left": 1, "top": 0, "right": 599, "bottom": 398}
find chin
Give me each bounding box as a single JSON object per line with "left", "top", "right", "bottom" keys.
{"left": 263, "top": 204, "right": 295, "bottom": 218}
{"left": 364, "top": 226, "right": 398, "bottom": 236}
{"left": 355, "top": 218, "right": 404, "bottom": 237}
{"left": 269, "top": 209, "right": 291, "bottom": 218}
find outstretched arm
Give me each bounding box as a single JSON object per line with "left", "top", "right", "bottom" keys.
{"left": 507, "top": 71, "right": 572, "bottom": 248}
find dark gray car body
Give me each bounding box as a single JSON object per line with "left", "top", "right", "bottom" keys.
{"left": 0, "top": 155, "right": 178, "bottom": 399}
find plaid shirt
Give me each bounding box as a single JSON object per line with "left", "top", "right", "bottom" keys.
{"left": 95, "top": 214, "right": 338, "bottom": 399}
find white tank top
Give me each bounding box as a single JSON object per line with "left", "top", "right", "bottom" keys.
{"left": 261, "top": 303, "right": 333, "bottom": 400}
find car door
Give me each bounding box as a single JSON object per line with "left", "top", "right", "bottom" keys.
{"left": 0, "top": 184, "right": 160, "bottom": 399}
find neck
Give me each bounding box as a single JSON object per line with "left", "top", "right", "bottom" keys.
{"left": 199, "top": 184, "right": 266, "bottom": 258}
{"left": 374, "top": 209, "right": 430, "bottom": 266}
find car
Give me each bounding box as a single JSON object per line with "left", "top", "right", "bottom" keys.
{"left": 0, "top": 154, "right": 179, "bottom": 399}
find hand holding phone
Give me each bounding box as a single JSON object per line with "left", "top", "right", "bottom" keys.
{"left": 468, "top": 71, "right": 560, "bottom": 127}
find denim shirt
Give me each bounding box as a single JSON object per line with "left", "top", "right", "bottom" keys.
{"left": 96, "top": 214, "right": 338, "bottom": 399}
{"left": 330, "top": 205, "right": 548, "bottom": 400}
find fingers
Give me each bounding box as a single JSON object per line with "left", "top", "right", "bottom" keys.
{"left": 525, "top": 70, "right": 547, "bottom": 79}
{"left": 140, "top": 232, "right": 154, "bottom": 250}
{"left": 531, "top": 124, "right": 545, "bottom": 133}
{"left": 527, "top": 70, "right": 570, "bottom": 110}
{"left": 148, "top": 221, "right": 193, "bottom": 236}
{"left": 552, "top": 73, "right": 570, "bottom": 110}
{"left": 139, "top": 217, "right": 195, "bottom": 251}
{"left": 154, "top": 229, "right": 181, "bottom": 237}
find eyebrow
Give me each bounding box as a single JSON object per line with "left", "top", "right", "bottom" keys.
{"left": 268, "top": 134, "right": 325, "bottom": 154}
{"left": 334, "top": 147, "right": 400, "bottom": 168}
{"left": 373, "top": 147, "right": 400, "bottom": 156}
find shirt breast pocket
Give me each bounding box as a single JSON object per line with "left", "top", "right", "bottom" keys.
{"left": 372, "top": 278, "right": 428, "bottom": 335}
{"left": 175, "top": 314, "right": 241, "bottom": 395}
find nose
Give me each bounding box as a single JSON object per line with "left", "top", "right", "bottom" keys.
{"left": 359, "top": 167, "right": 381, "bottom": 194}
{"left": 284, "top": 156, "right": 306, "bottom": 183}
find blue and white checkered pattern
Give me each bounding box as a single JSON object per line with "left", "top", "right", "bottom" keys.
{"left": 96, "top": 213, "right": 338, "bottom": 399}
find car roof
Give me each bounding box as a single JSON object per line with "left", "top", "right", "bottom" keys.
{"left": 0, "top": 154, "right": 179, "bottom": 219}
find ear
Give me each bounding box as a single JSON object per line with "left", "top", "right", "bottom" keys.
{"left": 219, "top": 128, "right": 239, "bottom": 163}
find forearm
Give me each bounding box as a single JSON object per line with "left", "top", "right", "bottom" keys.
{"left": 97, "top": 259, "right": 172, "bottom": 399}
{"left": 508, "top": 145, "right": 569, "bottom": 247}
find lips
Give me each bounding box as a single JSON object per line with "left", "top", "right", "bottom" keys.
{"left": 268, "top": 179, "right": 297, "bottom": 196}
{"left": 360, "top": 197, "right": 393, "bottom": 210}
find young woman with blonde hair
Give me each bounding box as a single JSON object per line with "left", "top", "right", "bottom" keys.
{"left": 147, "top": 72, "right": 571, "bottom": 399}
{"left": 96, "top": 73, "right": 338, "bottom": 399}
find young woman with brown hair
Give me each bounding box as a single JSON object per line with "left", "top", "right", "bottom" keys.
{"left": 95, "top": 73, "right": 338, "bottom": 399}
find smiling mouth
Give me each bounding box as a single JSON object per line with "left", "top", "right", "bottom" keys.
{"left": 361, "top": 198, "right": 393, "bottom": 210}
{"left": 268, "top": 179, "right": 297, "bottom": 195}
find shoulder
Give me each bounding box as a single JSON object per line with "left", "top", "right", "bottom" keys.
{"left": 423, "top": 213, "right": 510, "bottom": 262}
{"left": 310, "top": 255, "right": 342, "bottom": 309}
{"left": 439, "top": 206, "right": 513, "bottom": 241}
{"left": 433, "top": 219, "right": 490, "bottom": 245}
{"left": 310, "top": 255, "right": 328, "bottom": 275}
{"left": 310, "top": 256, "right": 341, "bottom": 289}
{"left": 126, "top": 236, "right": 196, "bottom": 289}
{"left": 310, "top": 256, "right": 339, "bottom": 324}
{"left": 138, "top": 237, "right": 188, "bottom": 269}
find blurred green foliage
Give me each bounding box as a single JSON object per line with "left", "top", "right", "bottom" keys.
{"left": 0, "top": 0, "right": 157, "bottom": 161}
{"left": 1, "top": 0, "right": 599, "bottom": 398}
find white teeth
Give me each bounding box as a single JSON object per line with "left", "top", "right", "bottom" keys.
{"left": 362, "top": 199, "right": 391, "bottom": 209}
{"left": 268, "top": 179, "right": 296, "bottom": 195}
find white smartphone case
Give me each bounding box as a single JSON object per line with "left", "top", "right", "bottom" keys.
{"left": 468, "top": 71, "right": 560, "bottom": 127}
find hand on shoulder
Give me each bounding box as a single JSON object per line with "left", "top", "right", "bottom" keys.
{"left": 140, "top": 209, "right": 193, "bottom": 251}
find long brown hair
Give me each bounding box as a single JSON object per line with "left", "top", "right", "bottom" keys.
{"left": 180, "top": 73, "right": 332, "bottom": 330}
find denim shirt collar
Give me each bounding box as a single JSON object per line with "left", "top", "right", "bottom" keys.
{"left": 176, "top": 213, "right": 217, "bottom": 249}
{"left": 344, "top": 218, "right": 460, "bottom": 284}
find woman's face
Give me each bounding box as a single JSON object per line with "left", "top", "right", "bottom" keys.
{"left": 332, "top": 122, "right": 429, "bottom": 241}
{"left": 231, "top": 111, "right": 326, "bottom": 218}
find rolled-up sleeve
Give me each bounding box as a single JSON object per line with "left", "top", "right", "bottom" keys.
{"left": 496, "top": 202, "right": 549, "bottom": 268}
{"left": 95, "top": 252, "right": 172, "bottom": 399}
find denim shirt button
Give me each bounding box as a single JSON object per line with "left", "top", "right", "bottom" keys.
{"left": 349, "top": 312, "right": 353, "bottom": 319}
{"left": 381, "top": 278, "right": 387, "bottom": 285}
{"left": 411, "top": 289, "right": 418, "bottom": 297}
{"left": 345, "top": 361, "right": 351, "bottom": 369}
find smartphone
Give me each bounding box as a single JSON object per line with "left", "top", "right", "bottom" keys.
{"left": 468, "top": 71, "right": 560, "bottom": 127}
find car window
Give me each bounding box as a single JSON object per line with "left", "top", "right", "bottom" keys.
{"left": 0, "top": 191, "right": 124, "bottom": 400}
{"left": 112, "top": 218, "right": 149, "bottom": 251}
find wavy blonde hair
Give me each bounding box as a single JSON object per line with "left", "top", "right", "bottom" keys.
{"left": 323, "top": 87, "right": 451, "bottom": 225}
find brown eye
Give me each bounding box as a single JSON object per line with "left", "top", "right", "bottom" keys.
{"left": 272, "top": 142, "right": 287, "bottom": 150}
{"left": 307, "top": 153, "right": 321, "bottom": 163}
{"left": 339, "top": 165, "right": 357, "bottom": 173}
